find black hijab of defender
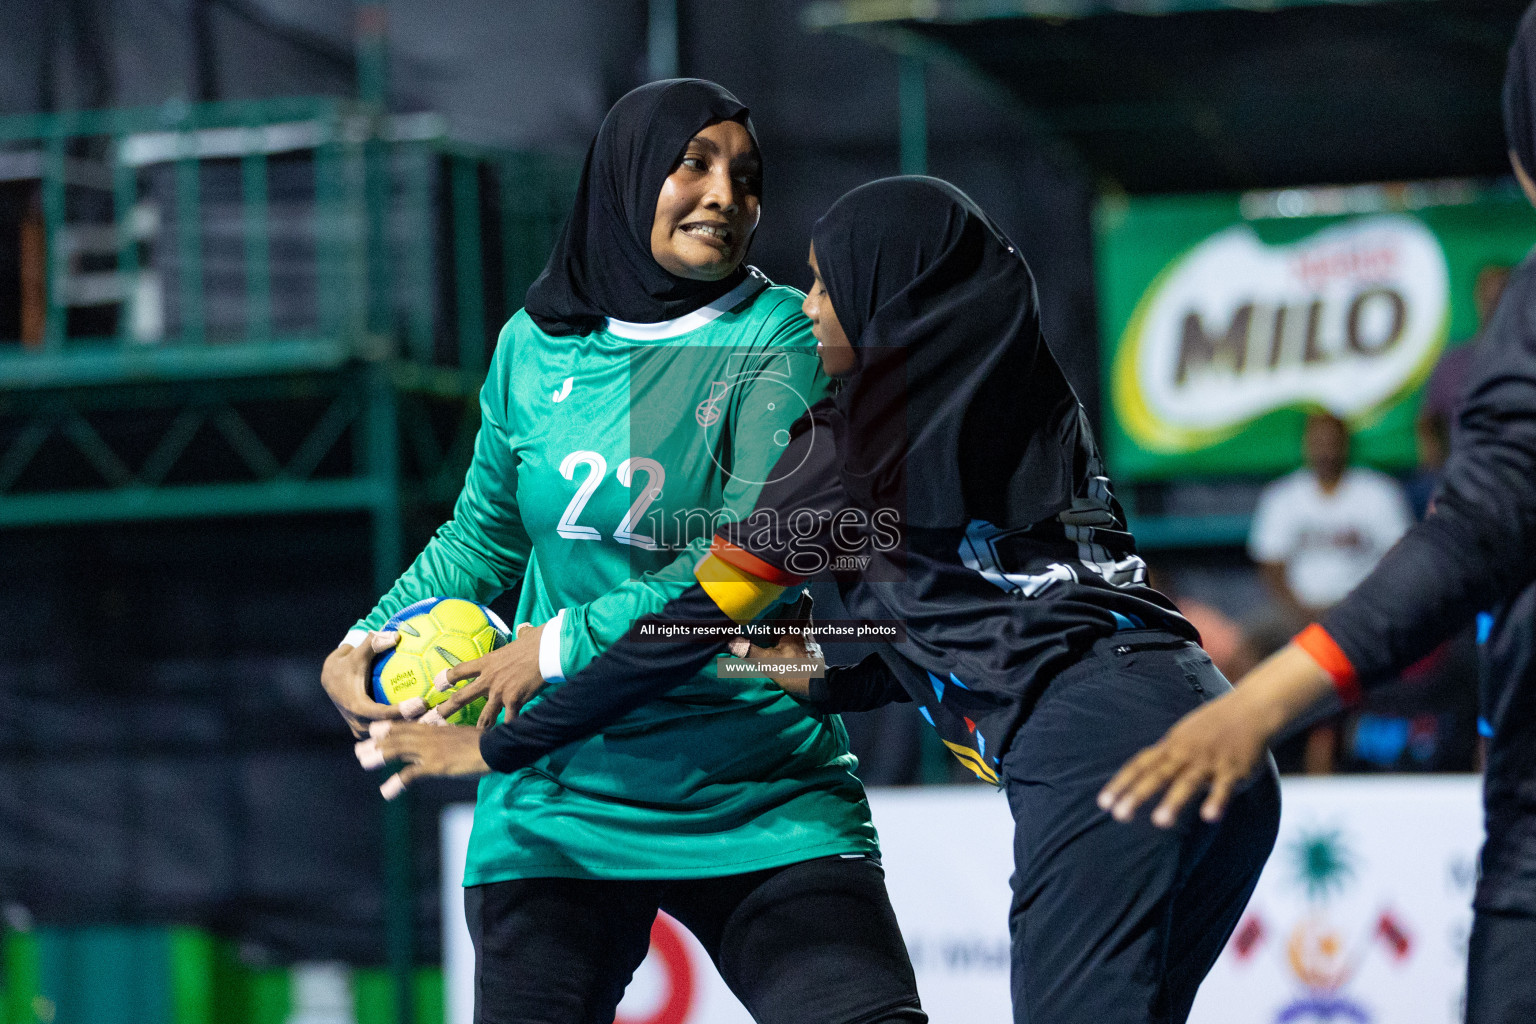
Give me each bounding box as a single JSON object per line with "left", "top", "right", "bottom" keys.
{"left": 524, "top": 79, "right": 761, "bottom": 337}
{"left": 810, "top": 176, "right": 1096, "bottom": 533}
{"left": 1507, "top": 1, "right": 1536, "bottom": 180}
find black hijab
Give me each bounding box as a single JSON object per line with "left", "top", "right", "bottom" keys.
{"left": 811, "top": 176, "right": 1093, "bottom": 532}
{"left": 1508, "top": 2, "right": 1536, "bottom": 180}
{"left": 524, "top": 79, "right": 759, "bottom": 336}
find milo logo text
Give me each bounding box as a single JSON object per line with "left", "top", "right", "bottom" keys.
{"left": 1176, "top": 287, "right": 1407, "bottom": 382}
{"left": 1113, "top": 216, "right": 1448, "bottom": 453}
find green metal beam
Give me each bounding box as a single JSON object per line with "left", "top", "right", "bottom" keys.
{"left": 802, "top": 0, "right": 1437, "bottom": 28}
{"left": 0, "top": 478, "right": 387, "bottom": 528}
{"left": 899, "top": 54, "right": 928, "bottom": 175}
{"left": 42, "top": 128, "right": 66, "bottom": 352}
{"left": 1126, "top": 513, "right": 1251, "bottom": 549}
{"left": 452, "top": 156, "right": 487, "bottom": 372}
{"left": 358, "top": 4, "right": 393, "bottom": 353}
{"left": 113, "top": 135, "right": 141, "bottom": 347}
{"left": 241, "top": 119, "right": 274, "bottom": 341}
{"left": 0, "top": 338, "right": 350, "bottom": 390}
{"left": 405, "top": 145, "right": 436, "bottom": 364}
{"left": 0, "top": 369, "right": 356, "bottom": 415}
{"left": 0, "top": 97, "right": 343, "bottom": 143}
{"left": 362, "top": 360, "right": 415, "bottom": 1024}
{"left": 315, "top": 114, "right": 347, "bottom": 346}
{"left": 175, "top": 132, "right": 206, "bottom": 346}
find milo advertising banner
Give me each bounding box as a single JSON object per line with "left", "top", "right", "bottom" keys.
{"left": 1096, "top": 184, "right": 1536, "bottom": 481}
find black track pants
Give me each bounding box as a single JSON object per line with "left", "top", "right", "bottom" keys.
{"left": 1466, "top": 909, "right": 1536, "bottom": 1023}
{"left": 466, "top": 854, "right": 927, "bottom": 1024}
{"left": 1002, "top": 633, "right": 1282, "bottom": 1024}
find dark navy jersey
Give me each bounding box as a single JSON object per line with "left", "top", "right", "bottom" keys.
{"left": 1319, "top": 251, "right": 1536, "bottom": 913}
{"left": 710, "top": 401, "right": 1196, "bottom": 781}
{"left": 823, "top": 533, "right": 1196, "bottom": 784}
{"left": 484, "top": 400, "right": 1197, "bottom": 785}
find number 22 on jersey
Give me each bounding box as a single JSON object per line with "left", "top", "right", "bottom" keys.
{"left": 555, "top": 450, "right": 666, "bottom": 550}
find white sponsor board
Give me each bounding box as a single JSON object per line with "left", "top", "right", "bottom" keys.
{"left": 444, "top": 777, "right": 1480, "bottom": 1024}
{"left": 1191, "top": 776, "right": 1480, "bottom": 1024}
{"left": 866, "top": 788, "right": 1016, "bottom": 1016}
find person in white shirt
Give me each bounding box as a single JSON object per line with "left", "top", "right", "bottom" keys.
{"left": 1249, "top": 412, "right": 1414, "bottom": 622}
{"left": 1246, "top": 412, "right": 1414, "bottom": 774}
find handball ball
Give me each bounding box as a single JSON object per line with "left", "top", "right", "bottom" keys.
{"left": 370, "top": 597, "right": 510, "bottom": 726}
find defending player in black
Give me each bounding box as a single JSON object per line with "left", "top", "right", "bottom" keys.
{"left": 376, "top": 176, "right": 1281, "bottom": 1024}
{"left": 1099, "top": 7, "right": 1536, "bottom": 1022}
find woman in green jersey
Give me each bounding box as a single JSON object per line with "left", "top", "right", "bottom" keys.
{"left": 321, "top": 80, "right": 924, "bottom": 1024}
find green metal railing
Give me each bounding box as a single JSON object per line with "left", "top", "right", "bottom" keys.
{"left": 0, "top": 97, "right": 576, "bottom": 390}
{"left": 0, "top": 99, "right": 576, "bottom": 1024}
{"left": 0, "top": 96, "right": 577, "bottom": 530}
{"left": 0, "top": 97, "right": 577, "bottom": 535}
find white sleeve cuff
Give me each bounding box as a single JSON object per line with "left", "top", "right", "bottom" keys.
{"left": 538, "top": 609, "right": 567, "bottom": 682}
{"left": 342, "top": 628, "right": 370, "bottom": 649}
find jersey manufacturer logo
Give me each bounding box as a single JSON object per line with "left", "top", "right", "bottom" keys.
{"left": 551, "top": 377, "right": 574, "bottom": 403}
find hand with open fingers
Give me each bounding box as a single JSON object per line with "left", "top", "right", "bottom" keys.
{"left": 424, "top": 622, "right": 546, "bottom": 728}
{"left": 320, "top": 631, "right": 411, "bottom": 738}
{"left": 353, "top": 720, "right": 489, "bottom": 799}
{"left": 1097, "top": 640, "right": 1336, "bottom": 827}
{"left": 1097, "top": 690, "right": 1271, "bottom": 828}
{"left": 730, "top": 627, "right": 821, "bottom": 698}
{"left": 739, "top": 589, "right": 822, "bottom": 695}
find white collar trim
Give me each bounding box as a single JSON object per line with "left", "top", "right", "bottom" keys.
{"left": 604, "top": 268, "right": 769, "bottom": 340}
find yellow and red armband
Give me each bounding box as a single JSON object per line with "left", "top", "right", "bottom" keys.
{"left": 693, "top": 537, "right": 802, "bottom": 625}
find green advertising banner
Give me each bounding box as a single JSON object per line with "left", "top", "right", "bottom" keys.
{"left": 1095, "top": 183, "right": 1536, "bottom": 482}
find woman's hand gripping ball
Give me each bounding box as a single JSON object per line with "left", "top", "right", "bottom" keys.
{"left": 320, "top": 631, "right": 408, "bottom": 738}
{"left": 413, "top": 622, "right": 547, "bottom": 728}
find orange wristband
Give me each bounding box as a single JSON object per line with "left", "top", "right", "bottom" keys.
{"left": 1294, "top": 623, "right": 1361, "bottom": 706}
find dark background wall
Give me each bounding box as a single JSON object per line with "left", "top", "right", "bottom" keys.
{"left": 0, "top": 0, "right": 1103, "bottom": 409}
{"left": 0, "top": 0, "right": 1098, "bottom": 963}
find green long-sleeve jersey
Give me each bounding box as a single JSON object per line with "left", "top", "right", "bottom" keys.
{"left": 353, "top": 270, "right": 878, "bottom": 881}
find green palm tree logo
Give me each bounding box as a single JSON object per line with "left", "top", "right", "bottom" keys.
{"left": 1291, "top": 828, "right": 1354, "bottom": 903}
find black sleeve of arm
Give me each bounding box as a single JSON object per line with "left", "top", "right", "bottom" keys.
{"left": 1322, "top": 272, "right": 1536, "bottom": 683}
{"left": 806, "top": 651, "right": 911, "bottom": 712}
{"left": 479, "top": 584, "right": 728, "bottom": 773}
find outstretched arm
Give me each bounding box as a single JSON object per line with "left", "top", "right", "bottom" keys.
{"left": 357, "top": 583, "right": 741, "bottom": 793}
{"left": 480, "top": 583, "right": 741, "bottom": 772}
{"left": 425, "top": 342, "right": 831, "bottom": 727}
{"left": 1097, "top": 643, "right": 1331, "bottom": 827}
{"left": 806, "top": 652, "right": 912, "bottom": 713}
{"left": 356, "top": 543, "right": 804, "bottom": 794}
{"left": 1102, "top": 269, "right": 1536, "bottom": 827}
{"left": 477, "top": 539, "right": 813, "bottom": 770}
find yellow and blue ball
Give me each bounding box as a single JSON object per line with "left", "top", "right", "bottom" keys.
{"left": 370, "top": 597, "right": 509, "bottom": 726}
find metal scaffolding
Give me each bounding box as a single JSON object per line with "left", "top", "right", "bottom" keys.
{"left": 0, "top": 94, "right": 576, "bottom": 1024}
